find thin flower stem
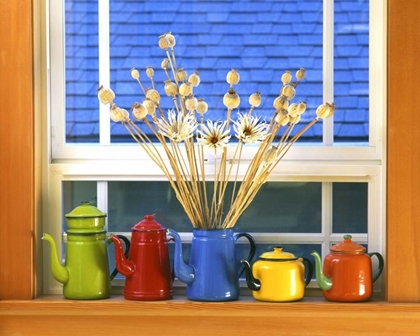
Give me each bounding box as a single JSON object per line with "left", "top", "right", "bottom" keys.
{"left": 171, "top": 48, "right": 177, "bottom": 70}
{"left": 136, "top": 79, "right": 146, "bottom": 94}
{"left": 166, "top": 50, "right": 178, "bottom": 86}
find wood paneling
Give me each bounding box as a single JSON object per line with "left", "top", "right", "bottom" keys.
{"left": 387, "top": 0, "right": 420, "bottom": 302}
{"left": 0, "top": 1, "right": 34, "bottom": 298}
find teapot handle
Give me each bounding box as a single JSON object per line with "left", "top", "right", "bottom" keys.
{"left": 110, "top": 234, "right": 131, "bottom": 280}
{"left": 302, "top": 257, "right": 314, "bottom": 287}
{"left": 234, "top": 232, "right": 256, "bottom": 277}
{"left": 368, "top": 252, "right": 384, "bottom": 283}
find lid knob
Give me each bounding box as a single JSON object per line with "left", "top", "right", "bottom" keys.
{"left": 330, "top": 234, "right": 365, "bottom": 253}
{"left": 132, "top": 214, "right": 166, "bottom": 231}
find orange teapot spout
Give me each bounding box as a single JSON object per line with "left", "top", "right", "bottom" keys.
{"left": 310, "top": 251, "right": 332, "bottom": 291}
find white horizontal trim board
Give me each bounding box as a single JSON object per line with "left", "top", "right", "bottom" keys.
{"left": 49, "top": 162, "right": 381, "bottom": 180}
{"left": 51, "top": 143, "right": 382, "bottom": 163}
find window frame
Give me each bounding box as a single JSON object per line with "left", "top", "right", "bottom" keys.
{"left": 42, "top": 0, "right": 386, "bottom": 296}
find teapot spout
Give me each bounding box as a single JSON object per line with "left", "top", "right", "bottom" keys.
{"left": 110, "top": 235, "right": 134, "bottom": 277}
{"left": 310, "top": 251, "right": 332, "bottom": 291}
{"left": 240, "top": 259, "right": 261, "bottom": 291}
{"left": 167, "top": 229, "right": 195, "bottom": 285}
{"left": 42, "top": 233, "right": 69, "bottom": 284}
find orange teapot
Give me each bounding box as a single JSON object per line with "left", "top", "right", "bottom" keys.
{"left": 311, "top": 235, "right": 384, "bottom": 302}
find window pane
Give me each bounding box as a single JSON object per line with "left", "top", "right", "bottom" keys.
{"left": 63, "top": 0, "right": 324, "bottom": 143}
{"left": 334, "top": 0, "right": 369, "bottom": 143}
{"left": 332, "top": 182, "right": 367, "bottom": 233}
{"left": 65, "top": 0, "right": 99, "bottom": 143}
{"left": 109, "top": 0, "right": 323, "bottom": 143}
{"left": 107, "top": 181, "right": 321, "bottom": 233}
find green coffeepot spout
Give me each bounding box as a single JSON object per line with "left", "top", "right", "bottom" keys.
{"left": 42, "top": 233, "right": 70, "bottom": 284}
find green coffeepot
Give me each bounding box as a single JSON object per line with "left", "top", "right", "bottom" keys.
{"left": 42, "top": 202, "right": 129, "bottom": 300}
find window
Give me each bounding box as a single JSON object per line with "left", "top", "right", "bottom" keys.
{"left": 43, "top": 0, "right": 385, "bottom": 294}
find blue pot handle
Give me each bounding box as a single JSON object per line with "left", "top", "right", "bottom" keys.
{"left": 234, "top": 232, "right": 256, "bottom": 277}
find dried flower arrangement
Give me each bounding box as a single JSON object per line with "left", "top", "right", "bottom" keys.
{"left": 97, "top": 32, "right": 335, "bottom": 230}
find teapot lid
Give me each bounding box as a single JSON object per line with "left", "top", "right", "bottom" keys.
{"left": 65, "top": 202, "right": 106, "bottom": 218}
{"left": 132, "top": 215, "right": 165, "bottom": 232}
{"left": 330, "top": 235, "right": 366, "bottom": 253}
{"left": 259, "top": 247, "right": 298, "bottom": 261}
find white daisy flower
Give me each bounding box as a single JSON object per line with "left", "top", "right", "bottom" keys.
{"left": 197, "top": 120, "right": 231, "bottom": 151}
{"left": 157, "top": 109, "right": 197, "bottom": 143}
{"left": 233, "top": 113, "right": 268, "bottom": 144}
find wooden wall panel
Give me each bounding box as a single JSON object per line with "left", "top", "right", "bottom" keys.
{"left": 387, "top": 0, "right": 420, "bottom": 302}
{"left": 0, "top": 1, "right": 34, "bottom": 298}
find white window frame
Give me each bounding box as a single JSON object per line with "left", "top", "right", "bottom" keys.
{"left": 41, "top": 0, "right": 387, "bottom": 295}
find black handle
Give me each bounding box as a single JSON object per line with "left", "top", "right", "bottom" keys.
{"left": 234, "top": 232, "right": 256, "bottom": 278}
{"left": 110, "top": 234, "right": 131, "bottom": 280}
{"left": 302, "top": 257, "right": 314, "bottom": 287}
{"left": 368, "top": 252, "right": 384, "bottom": 283}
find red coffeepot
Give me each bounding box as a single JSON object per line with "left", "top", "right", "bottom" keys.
{"left": 111, "top": 215, "right": 173, "bottom": 300}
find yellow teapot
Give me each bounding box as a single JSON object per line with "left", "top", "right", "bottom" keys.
{"left": 241, "top": 247, "right": 313, "bottom": 302}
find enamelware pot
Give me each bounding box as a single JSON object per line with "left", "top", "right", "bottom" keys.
{"left": 241, "top": 247, "right": 313, "bottom": 302}
{"left": 311, "top": 235, "right": 384, "bottom": 302}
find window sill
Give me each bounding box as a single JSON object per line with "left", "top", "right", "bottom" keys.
{"left": 1, "top": 295, "right": 420, "bottom": 335}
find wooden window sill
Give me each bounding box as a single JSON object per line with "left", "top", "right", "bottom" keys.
{"left": 1, "top": 295, "right": 420, "bottom": 335}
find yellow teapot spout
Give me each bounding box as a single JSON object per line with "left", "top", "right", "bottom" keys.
{"left": 42, "top": 233, "right": 69, "bottom": 284}
{"left": 241, "top": 259, "right": 261, "bottom": 291}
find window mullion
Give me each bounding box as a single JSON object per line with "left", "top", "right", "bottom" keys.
{"left": 97, "top": 181, "right": 109, "bottom": 230}
{"left": 322, "top": 182, "right": 333, "bottom": 256}
{"left": 98, "top": 0, "right": 110, "bottom": 145}
{"left": 323, "top": 0, "right": 334, "bottom": 146}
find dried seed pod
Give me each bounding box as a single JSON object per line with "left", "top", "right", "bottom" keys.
{"left": 143, "top": 98, "right": 156, "bottom": 115}
{"left": 132, "top": 102, "right": 147, "bottom": 120}
{"left": 226, "top": 69, "right": 240, "bottom": 85}
{"left": 158, "top": 34, "right": 170, "bottom": 50}
{"left": 223, "top": 88, "right": 240, "bottom": 109}
{"left": 263, "top": 146, "right": 277, "bottom": 163}
{"left": 130, "top": 68, "right": 140, "bottom": 80}
{"left": 97, "top": 85, "right": 115, "bottom": 105}
{"left": 164, "top": 80, "right": 178, "bottom": 97}
{"left": 197, "top": 98, "right": 208, "bottom": 114}
{"left": 161, "top": 58, "right": 169, "bottom": 71}
{"left": 121, "top": 108, "right": 129, "bottom": 120}
{"left": 281, "top": 71, "right": 292, "bottom": 85}
{"left": 281, "top": 84, "right": 296, "bottom": 101}
{"left": 275, "top": 109, "right": 290, "bottom": 126}
{"left": 288, "top": 103, "right": 299, "bottom": 117}
{"left": 145, "top": 88, "right": 160, "bottom": 104}
{"left": 185, "top": 96, "right": 198, "bottom": 112}
{"left": 273, "top": 96, "right": 289, "bottom": 110}
{"left": 109, "top": 104, "right": 125, "bottom": 122}
{"left": 296, "top": 68, "right": 306, "bottom": 81}
{"left": 249, "top": 91, "right": 261, "bottom": 107}
{"left": 290, "top": 114, "right": 301, "bottom": 124}
{"left": 188, "top": 71, "right": 200, "bottom": 87}
{"left": 146, "top": 66, "right": 154, "bottom": 79}
{"left": 165, "top": 32, "right": 176, "bottom": 48}
{"left": 176, "top": 68, "right": 188, "bottom": 82}
{"left": 179, "top": 82, "right": 193, "bottom": 97}
{"left": 316, "top": 102, "right": 336, "bottom": 119}
{"left": 296, "top": 101, "right": 307, "bottom": 115}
